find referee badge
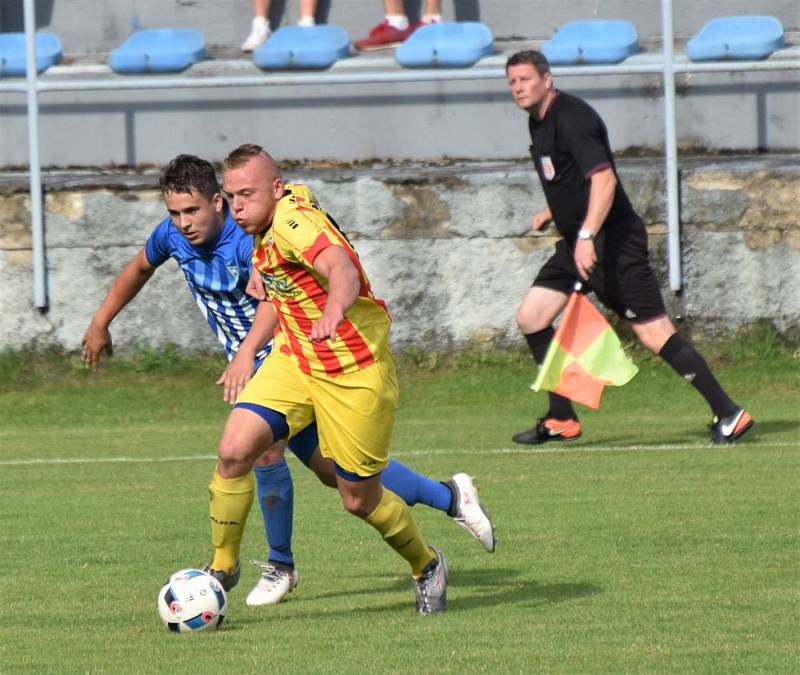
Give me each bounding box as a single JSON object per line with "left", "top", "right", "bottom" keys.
{"left": 541, "top": 155, "right": 555, "bottom": 181}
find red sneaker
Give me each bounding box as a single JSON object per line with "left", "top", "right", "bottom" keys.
{"left": 354, "top": 20, "right": 414, "bottom": 51}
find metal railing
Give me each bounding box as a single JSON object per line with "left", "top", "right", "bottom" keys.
{"left": 11, "top": 0, "right": 800, "bottom": 307}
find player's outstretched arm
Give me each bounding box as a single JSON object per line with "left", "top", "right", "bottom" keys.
{"left": 82, "top": 249, "right": 156, "bottom": 369}
{"left": 217, "top": 302, "right": 278, "bottom": 404}
{"left": 310, "top": 246, "right": 360, "bottom": 343}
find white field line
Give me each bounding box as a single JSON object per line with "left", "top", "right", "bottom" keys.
{"left": 0, "top": 440, "right": 797, "bottom": 467}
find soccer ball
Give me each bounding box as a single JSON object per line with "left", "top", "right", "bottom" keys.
{"left": 157, "top": 568, "right": 227, "bottom": 633}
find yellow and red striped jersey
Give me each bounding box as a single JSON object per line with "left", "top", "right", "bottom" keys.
{"left": 252, "top": 184, "right": 391, "bottom": 377}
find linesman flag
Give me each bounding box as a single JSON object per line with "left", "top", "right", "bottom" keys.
{"left": 532, "top": 291, "right": 638, "bottom": 409}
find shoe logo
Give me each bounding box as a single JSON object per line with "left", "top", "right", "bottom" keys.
{"left": 721, "top": 412, "right": 742, "bottom": 437}
{"left": 683, "top": 372, "right": 696, "bottom": 382}
{"left": 624, "top": 308, "right": 638, "bottom": 319}
{"left": 548, "top": 425, "right": 572, "bottom": 436}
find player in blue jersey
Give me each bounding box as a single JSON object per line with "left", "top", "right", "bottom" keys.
{"left": 82, "top": 154, "right": 495, "bottom": 606}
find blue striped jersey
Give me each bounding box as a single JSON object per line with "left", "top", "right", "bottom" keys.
{"left": 145, "top": 208, "right": 270, "bottom": 363}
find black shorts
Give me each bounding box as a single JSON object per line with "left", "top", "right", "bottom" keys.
{"left": 533, "top": 218, "right": 666, "bottom": 323}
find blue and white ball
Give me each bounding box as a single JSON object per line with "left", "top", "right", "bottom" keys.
{"left": 157, "top": 568, "right": 227, "bottom": 633}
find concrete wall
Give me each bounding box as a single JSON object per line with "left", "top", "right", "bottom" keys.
{"left": 1, "top": 156, "right": 798, "bottom": 356}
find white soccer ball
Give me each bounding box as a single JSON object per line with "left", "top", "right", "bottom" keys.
{"left": 157, "top": 568, "right": 227, "bottom": 633}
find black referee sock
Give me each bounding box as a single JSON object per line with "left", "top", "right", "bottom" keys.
{"left": 524, "top": 328, "right": 577, "bottom": 421}
{"left": 658, "top": 333, "right": 738, "bottom": 419}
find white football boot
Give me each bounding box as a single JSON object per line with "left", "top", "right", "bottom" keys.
{"left": 449, "top": 473, "right": 496, "bottom": 553}
{"left": 246, "top": 560, "right": 300, "bottom": 606}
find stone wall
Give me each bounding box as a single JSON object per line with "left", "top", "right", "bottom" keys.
{"left": 1, "top": 156, "right": 798, "bottom": 355}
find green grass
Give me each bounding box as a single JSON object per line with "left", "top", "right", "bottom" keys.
{"left": 1, "top": 340, "right": 799, "bottom": 673}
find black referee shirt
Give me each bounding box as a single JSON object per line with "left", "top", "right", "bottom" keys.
{"left": 528, "top": 91, "right": 635, "bottom": 240}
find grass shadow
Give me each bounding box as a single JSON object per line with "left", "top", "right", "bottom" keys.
{"left": 241, "top": 567, "right": 603, "bottom": 620}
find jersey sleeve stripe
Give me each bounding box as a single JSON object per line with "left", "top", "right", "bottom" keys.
{"left": 584, "top": 161, "right": 612, "bottom": 179}
{"left": 302, "top": 232, "right": 334, "bottom": 266}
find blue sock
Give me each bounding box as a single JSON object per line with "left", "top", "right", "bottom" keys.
{"left": 382, "top": 460, "right": 454, "bottom": 514}
{"left": 253, "top": 459, "right": 294, "bottom": 567}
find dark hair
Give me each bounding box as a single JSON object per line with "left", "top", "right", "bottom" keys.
{"left": 223, "top": 143, "right": 267, "bottom": 170}
{"left": 506, "top": 50, "right": 551, "bottom": 76}
{"left": 159, "top": 154, "right": 220, "bottom": 201}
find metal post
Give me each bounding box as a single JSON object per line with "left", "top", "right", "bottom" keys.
{"left": 24, "top": 0, "right": 47, "bottom": 308}
{"left": 661, "top": 0, "right": 681, "bottom": 291}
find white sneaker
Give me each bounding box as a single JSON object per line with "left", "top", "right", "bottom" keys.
{"left": 245, "top": 560, "right": 299, "bottom": 606}
{"left": 241, "top": 17, "right": 270, "bottom": 52}
{"left": 449, "top": 473, "right": 496, "bottom": 553}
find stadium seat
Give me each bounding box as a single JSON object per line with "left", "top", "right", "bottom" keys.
{"left": 541, "top": 20, "right": 639, "bottom": 65}
{"left": 395, "top": 22, "right": 493, "bottom": 68}
{"left": 687, "top": 16, "right": 784, "bottom": 61}
{"left": 109, "top": 29, "right": 206, "bottom": 74}
{"left": 253, "top": 25, "right": 350, "bottom": 70}
{"left": 0, "top": 32, "right": 63, "bottom": 76}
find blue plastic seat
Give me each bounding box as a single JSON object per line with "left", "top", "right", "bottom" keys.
{"left": 109, "top": 29, "right": 206, "bottom": 73}
{"left": 687, "top": 16, "right": 784, "bottom": 61}
{"left": 396, "top": 22, "right": 493, "bottom": 68}
{"left": 542, "top": 20, "right": 639, "bottom": 65}
{"left": 253, "top": 25, "right": 349, "bottom": 70}
{"left": 0, "top": 32, "right": 63, "bottom": 76}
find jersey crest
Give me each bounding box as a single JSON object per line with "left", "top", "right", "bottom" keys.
{"left": 541, "top": 155, "right": 556, "bottom": 181}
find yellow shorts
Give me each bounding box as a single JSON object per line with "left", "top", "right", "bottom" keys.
{"left": 236, "top": 351, "right": 399, "bottom": 478}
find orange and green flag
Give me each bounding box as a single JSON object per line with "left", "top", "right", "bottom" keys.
{"left": 532, "top": 291, "right": 638, "bottom": 409}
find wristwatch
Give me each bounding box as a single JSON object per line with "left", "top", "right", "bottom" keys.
{"left": 577, "top": 228, "right": 595, "bottom": 240}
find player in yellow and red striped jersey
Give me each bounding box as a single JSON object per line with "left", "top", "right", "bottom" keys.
{"left": 252, "top": 182, "right": 391, "bottom": 378}
{"left": 205, "top": 143, "right": 449, "bottom": 614}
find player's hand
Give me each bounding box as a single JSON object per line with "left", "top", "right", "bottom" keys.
{"left": 574, "top": 239, "right": 598, "bottom": 281}
{"left": 531, "top": 209, "right": 553, "bottom": 231}
{"left": 246, "top": 269, "right": 267, "bottom": 301}
{"left": 81, "top": 321, "right": 113, "bottom": 370}
{"left": 216, "top": 352, "right": 256, "bottom": 404}
{"left": 311, "top": 306, "right": 344, "bottom": 343}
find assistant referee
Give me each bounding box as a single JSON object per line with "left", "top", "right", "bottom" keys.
{"left": 506, "top": 50, "right": 752, "bottom": 446}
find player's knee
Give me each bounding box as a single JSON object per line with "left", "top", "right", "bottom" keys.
{"left": 340, "top": 493, "right": 371, "bottom": 519}
{"left": 517, "top": 310, "right": 548, "bottom": 334}
{"left": 515, "top": 306, "right": 529, "bottom": 331}
{"left": 517, "top": 300, "right": 552, "bottom": 334}
{"left": 217, "top": 439, "right": 257, "bottom": 474}
{"left": 638, "top": 334, "right": 663, "bottom": 354}
{"left": 516, "top": 305, "right": 537, "bottom": 333}
{"left": 632, "top": 319, "right": 675, "bottom": 354}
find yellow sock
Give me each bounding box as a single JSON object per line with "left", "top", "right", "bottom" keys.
{"left": 208, "top": 468, "right": 255, "bottom": 572}
{"left": 365, "top": 488, "right": 436, "bottom": 577}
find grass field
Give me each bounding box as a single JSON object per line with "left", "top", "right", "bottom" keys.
{"left": 1, "top": 336, "right": 798, "bottom": 673}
